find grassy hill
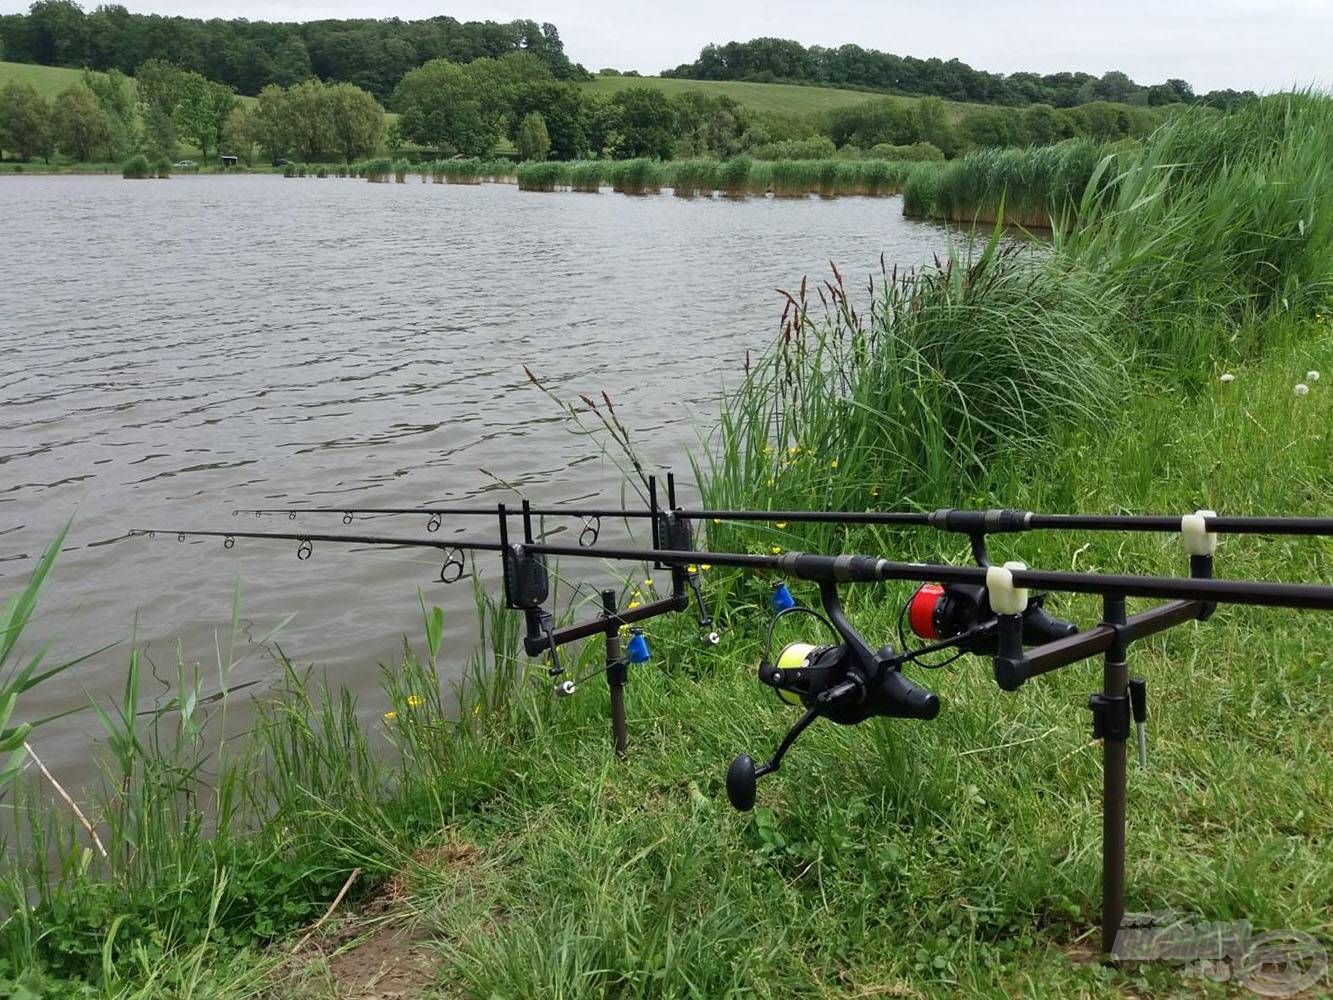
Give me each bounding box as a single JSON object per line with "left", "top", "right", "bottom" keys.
{"left": 3, "top": 61, "right": 985, "bottom": 125}
{"left": 581, "top": 73, "right": 986, "bottom": 120}
{"left": 0, "top": 59, "right": 256, "bottom": 107}
{"left": 0, "top": 59, "right": 92, "bottom": 97}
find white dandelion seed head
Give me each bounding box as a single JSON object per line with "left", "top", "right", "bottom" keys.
{"left": 1306, "top": 370, "right": 1320, "bottom": 382}
{"left": 1294, "top": 383, "right": 1310, "bottom": 397}
{"left": 1219, "top": 373, "right": 1236, "bottom": 383}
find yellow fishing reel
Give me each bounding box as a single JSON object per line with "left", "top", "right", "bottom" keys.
{"left": 768, "top": 642, "right": 837, "bottom": 706}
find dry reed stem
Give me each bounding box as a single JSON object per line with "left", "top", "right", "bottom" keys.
{"left": 292, "top": 867, "right": 362, "bottom": 953}
{"left": 24, "top": 741, "right": 108, "bottom": 859}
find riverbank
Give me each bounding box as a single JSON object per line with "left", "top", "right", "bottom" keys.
{"left": 3, "top": 92, "right": 1331, "bottom": 997}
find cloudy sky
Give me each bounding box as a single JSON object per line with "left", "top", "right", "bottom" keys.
{"left": 16, "top": 0, "right": 1331, "bottom": 93}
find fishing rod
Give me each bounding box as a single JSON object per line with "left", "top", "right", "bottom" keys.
{"left": 233, "top": 471, "right": 1333, "bottom": 552}
{"left": 131, "top": 502, "right": 1333, "bottom": 955}
{"left": 132, "top": 498, "right": 719, "bottom": 757}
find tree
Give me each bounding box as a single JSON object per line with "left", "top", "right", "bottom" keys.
{"left": 52, "top": 84, "right": 110, "bottom": 161}
{"left": 221, "top": 104, "right": 256, "bottom": 164}
{"left": 827, "top": 99, "right": 918, "bottom": 148}
{"left": 515, "top": 111, "right": 550, "bottom": 161}
{"left": 142, "top": 104, "right": 176, "bottom": 159}
{"left": 135, "top": 59, "right": 185, "bottom": 118}
{"left": 509, "top": 80, "right": 585, "bottom": 158}
{"left": 326, "top": 82, "right": 385, "bottom": 161}
{"left": 0, "top": 81, "right": 53, "bottom": 161}
{"left": 1021, "top": 103, "right": 1072, "bottom": 146}
{"left": 393, "top": 58, "right": 498, "bottom": 156}
{"left": 913, "top": 96, "right": 961, "bottom": 158}
{"left": 281, "top": 80, "right": 335, "bottom": 160}
{"left": 608, "top": 86, "right": 675, "bottom": 159}
{"left": 960, "top": 107, "right": 1026, "bottom": 149}
{"left": 174, "top": 73, "right": 235, "bottom": 162}
{"left": 82, "top": 68, "right": 135, "bottom": 158}
{"left": 251, "top": 84, "right": 290, "bottom": 161}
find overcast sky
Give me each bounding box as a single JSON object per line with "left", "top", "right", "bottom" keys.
{"left": 14, "top": 0, "right": 1331, "bottom": 93}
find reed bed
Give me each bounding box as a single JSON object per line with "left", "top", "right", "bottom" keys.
{"left": 392, "top": 160, "right": 409, "bottom": 183}
{"left": 516, "top": 161, "right": 570, "bottom": 192}
{"left": 717, "top": 156, "right": 752, "bottom": 198}
{"left": 121, "top": 153, "right": 151, "bottom": 179}
{"left": 768, "top": 159, "right": 815, "bottom": 197}
{"left": 745, "top": 160, "right": 773, "bottom": 195}
{"left": 667, "top": 158, "right": 719, "bottom": 198}
{"left": 914, "top": 140, "right": 1105, "bottom": 227}
{"left": 569, "top": 161, "right": 606, "bottom": 193}
{"left": 608, "top": 158, "right": 665, "bottom": 195}
{"left": 363, "top": 157, "right": 392, "bottom": 183}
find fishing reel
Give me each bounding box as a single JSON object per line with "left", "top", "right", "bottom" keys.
{"left": 904, "top": 581, "right": 1077, "bottom": 655}
{"left": 726, "top": 580, "right": 941, "bottom": 811}
{"left": 726, "top": 575, "right": 1079, "bottom": 811}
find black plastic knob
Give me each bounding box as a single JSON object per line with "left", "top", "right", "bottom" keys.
{"left": 726, "top": 755, "right": 758, "bottom": 811}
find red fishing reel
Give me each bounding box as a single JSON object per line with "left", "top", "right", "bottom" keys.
{"left": 904, "top": 581, "right": 1077, "bottom": 653}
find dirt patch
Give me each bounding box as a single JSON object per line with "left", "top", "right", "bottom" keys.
{"left": 278, "top": 836, "right": 486, "bottom": 999}
{"left": 321, "top": 920, "right": 437, "bottom": 1000}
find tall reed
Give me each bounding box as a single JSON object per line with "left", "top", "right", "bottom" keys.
{"left": 769, "top": 160, "right": 817, "bottom": 198}
{"left": 517, "top": 161, "right": 570, "bottom": 192}
{"left": 569, "top": 161, "right": 606, "bottom": 193}
{"left": 364, "top": 157, "right": 392, "bottom": 183}
{"left": 717, "top": 157, "right": 752, "bottom": 198}
{"left": 668, "top": 158, "right": 720, "bottom": 198}
{"left": 609, "top": 159, "right": 664, "bottom": 195}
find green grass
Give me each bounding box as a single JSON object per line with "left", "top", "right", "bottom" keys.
{"left": 0, "top": 59, "right": 96, "bottom": 98}
{"left": 582, "top": 73, "right": 987, "bottom": 121}
{"left": 0, "top": 59, "right": 257, "bottom": 108}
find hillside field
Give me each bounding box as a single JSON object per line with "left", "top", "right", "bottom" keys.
{"left": 3, "top": 60, "right": 990, "bottom": 127}
{"left": 581, "top": 72, "right": 988, "bottom": 119}
{"left": 0, "top": 60, "right": 255, "bottom": 107}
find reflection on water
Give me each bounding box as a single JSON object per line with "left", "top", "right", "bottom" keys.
{"left": 0, "top": 173, "right": 953, "bottom": 773}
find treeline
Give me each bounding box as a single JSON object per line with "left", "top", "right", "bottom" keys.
{"left": 663, "top": 37, "right": 1256, "bottom": 111}
{"left": 391, "top": 54, "right": 755, "bottom": 160}
{"left": 0, "top": 1, "right": 583, "bottom": 100}
{"left": 392, "top": 56, "right": 1176, "bottom": 163}
{"left": 0, "top": 63, "right": 385, "bottom": 164}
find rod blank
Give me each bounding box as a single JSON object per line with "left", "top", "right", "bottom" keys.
{"left": 232, "top": 505, "right": 1333, "bottom": 538}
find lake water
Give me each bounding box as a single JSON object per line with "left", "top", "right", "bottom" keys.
{"left": 1, "top": 172, "right": 955, "bottom": 774}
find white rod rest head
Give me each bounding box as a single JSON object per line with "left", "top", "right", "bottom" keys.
{"left": 986, "top": 560, "right": 1030, "bottom": 615}
{"left": 1182, "top": 510, "right": 1218, "bottom": 557}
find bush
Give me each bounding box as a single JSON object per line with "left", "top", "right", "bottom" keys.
{"left": 748, "top": 136, "right": 836, "bottom": 161}
{"left": 154, "top": 157, "right": 172, "bottom": 178}
{"left": 868, "top": 141, "right": 945, "bottom": 162}
{"left": 121, "top": 154, "right": 151, "bottom": 179}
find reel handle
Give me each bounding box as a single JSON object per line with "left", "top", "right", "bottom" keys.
{"left": 724, "top": 705, "right": 820, "bottom": 811}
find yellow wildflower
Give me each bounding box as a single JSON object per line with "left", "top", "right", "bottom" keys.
{"left": 830, "top": 459, "right": 839, "bottom": 469}
{"left": 383, "top": 710, "right": 397, "bottom": 721}
{"left": 771, "top": 545, "right": 783, "bottom": 554}
{"left": 775, "top": 521, "right": 788, "bottom": 529}
{"left": 406, "top": 695, "right": 424, "bottom": 708}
